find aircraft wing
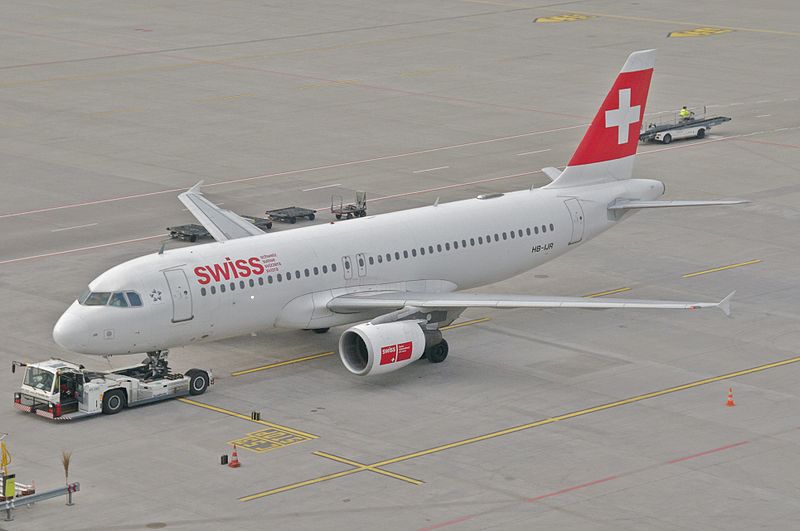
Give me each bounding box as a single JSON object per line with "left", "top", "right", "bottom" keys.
{"left": 608, "top": 199, "right": 749, "bottom": 210}
{"left": 328, "top": 290, "right": 734, "bottom": 316}
{"left": 178, "top": 181, "right": 265, "bottom": 242}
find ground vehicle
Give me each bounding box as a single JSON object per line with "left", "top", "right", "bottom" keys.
{"left": 639, "top": 106, "right": 731, "bottom": 144}
{"left": 331, "top": 191, "right": 367, "bottom": 219}
{"left": 265, "top": 206, "right": 316, "bottom": 224}
{"left": 12, "top": 352, "right": 212, "bottom": 420}
{"left": 168, "top": 215, "right": 272, "bottom": 241}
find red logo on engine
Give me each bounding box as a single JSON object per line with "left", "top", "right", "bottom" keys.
{"left": 380, "top": 344, "right": 397, "bottom": 365}
{"left": 379, "top": 342, "right": 413, "bottom": 366}
{"left": 396, "top": 341, "right": 413, "bottom": 362}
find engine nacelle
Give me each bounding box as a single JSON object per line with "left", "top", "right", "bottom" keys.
{"left": 338, "top": 321, "right": 426, "bottom": 376}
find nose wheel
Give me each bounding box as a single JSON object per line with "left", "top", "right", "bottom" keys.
{"left": 143, "top": 350, "right": 170, "bottom": 379}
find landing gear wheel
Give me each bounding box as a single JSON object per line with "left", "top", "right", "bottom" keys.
{"left": 289, "top": 217, "right": 296, "bottom": 224}
{"left": 102, "top": 389, "right": 126, "bottom": 415}
{"left": 697, "top": 128, "right": 705, "bottom": 139}
{"left": 426, "top": 339, "right": 449, "bottom": 364}
{"left": 187, "top": 370, "right": 209, "bottom": 395}
{"left": 312, "top": 328, "right": 330, "bottom": 334}
{"left": 662, "top": 133, "right": 672, "bottom": 144}
{"left": 335, "top": 214, "right": 342, "bottom": 220}
{"left": 308, "top": 213, "right": 315, "bottom": 221}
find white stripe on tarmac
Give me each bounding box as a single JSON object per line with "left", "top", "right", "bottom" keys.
{"left": 413, "top": 166, "right": 449, "bottom": 174}
{"left": 302, "top": 184, "right": 341, "bottom": 192}
{"left": 51, "top": 223, "right": 98, "bottom": 232}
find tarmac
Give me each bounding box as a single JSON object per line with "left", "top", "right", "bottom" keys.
{"left": 1, "top": 1, "right": 799, "bottom": 529}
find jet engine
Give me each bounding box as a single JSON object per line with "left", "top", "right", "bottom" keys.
{"left": 338, "top": 321, "right": 427, "bottom": 376}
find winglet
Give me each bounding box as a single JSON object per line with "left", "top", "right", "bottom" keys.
{"left": 187, "top": 180, "right": 204, "bottom": 194}
{"left": 718, "top": 291, "right": 735, "bottom": 317}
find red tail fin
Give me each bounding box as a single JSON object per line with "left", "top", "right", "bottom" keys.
{"left": 548, "top": 50, "right": 655, "bottom": 188}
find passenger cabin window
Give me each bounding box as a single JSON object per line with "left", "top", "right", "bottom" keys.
{"left": 550, "top": 223, "right": 555, "bottom": 231}
{"left": 201, "top": 287, "right": 207, "bottom": 296}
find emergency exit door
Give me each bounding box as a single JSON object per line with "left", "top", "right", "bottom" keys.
{"left": 163, "top": 269, "right": 193, "bottom": 322}
{"left": 564, "top": 198, "right": 585, "bottom": 244}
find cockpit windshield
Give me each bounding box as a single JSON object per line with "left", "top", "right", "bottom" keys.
{"left": 23, "top": 367, "right": 55, "bottom": 393}
{"left": 78, "top": 289, "right": 142, "bottom": 307}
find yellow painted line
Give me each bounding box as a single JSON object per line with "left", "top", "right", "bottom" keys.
{"left": 545, "top": 9, "right": 800, "bottom": 37}
{"left": 668, "top": 27, "right": 733, "bottom": 38}
{"left": 583, "top": 287, "right": 631, "bottom": 298}
{"left": 441, "top": 316, "right": 491, "bottom": 330}
{"left": 534, "top": 13, "right": 594, "bottom": 23}
{"left": 314, "top": 451, "right": 423, "bottom": 485}
{"left": 232, "top": 318, "right": 490, "bottom": 376}
{"left": 682, "top": 259, "right": 761, "bottom": 278}
{"left": 177, "top": 398, "right": 318, "bottom": 439}
{"left": 240, "top": 354, "right": 800, "bottom": 500}
{"left": 231, "top": 352, "right": 335, "bottom": 376}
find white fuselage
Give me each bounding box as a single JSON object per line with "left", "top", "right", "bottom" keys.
{"left": 53, "top": 178, "right": 664, "bottom": 355}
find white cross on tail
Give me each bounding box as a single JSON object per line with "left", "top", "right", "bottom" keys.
{"left": 604, "top": 88, "right": 640, "bottom": 144}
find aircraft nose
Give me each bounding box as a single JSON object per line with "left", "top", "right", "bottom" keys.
{"left": 53, "top": 306, "right": 89, "bottom": 353}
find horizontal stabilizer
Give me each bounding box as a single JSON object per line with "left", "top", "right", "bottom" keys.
{"left": 178, "top": 181, "right": 265, "bottom": 242}
{"left": 609, "top": 199, "right": 749, "bottom": 210}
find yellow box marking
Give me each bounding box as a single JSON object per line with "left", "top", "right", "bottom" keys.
{"left": 682, "top": 259, "right": 761, "bottom": 278}
{"left": 240, "top": 354, "right": 800, "bottom": 501}
{"left": 441, "top": 316, "right": 491, "bottom": 330}
{"left": 534, "top": 13, "right": 594, "bottom": 23}
{"left": 230, "top": 428, "right": 313, "bottom": 453}
{"left": 669, "top": 27, "right": 733, "bottom": 38}
{"left": 314, "top": 451, "right": 423, "bottom": 485}
{"left": 178, "top": 398, "right": 318, "bottom": 439}
{"left": 583, "top": 287, "right": 631, "bottom": 298}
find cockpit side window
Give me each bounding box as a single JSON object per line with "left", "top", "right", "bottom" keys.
{"left": 109, "top": 292, "right": 129, "bottom": 307}
{"left": 126, "top": 292, "right": 143, "bottom": 307}
{"left": 83, "top": 292, "right": 111, "bottom": 306}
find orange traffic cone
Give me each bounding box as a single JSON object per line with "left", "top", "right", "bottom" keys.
{"left": 228, "top": 445, "right": 241, "bottom": 468}
{"left": 726, "top": 388, "right": 735, "bottom": 407}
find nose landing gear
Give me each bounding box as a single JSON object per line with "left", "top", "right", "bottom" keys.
{"left": 143, "top": 350, "right": 170, "bottom": 379}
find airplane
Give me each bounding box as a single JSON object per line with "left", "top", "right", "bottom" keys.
{"left": 53, "top": 49, "right": 746, "bottom": 376}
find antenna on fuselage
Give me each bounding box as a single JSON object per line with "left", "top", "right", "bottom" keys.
{"left": 158, "top": 239, "right": 170, "bottom": 255}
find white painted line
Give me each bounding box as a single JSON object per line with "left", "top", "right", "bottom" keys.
{"left": 756, "top": 114, "right": 771, "bottom": 118}
{"left": 730, "top": 102, "right": 744, "bottom": 106}
{"left": 302, "top": 183, "right": 341, "bottom": 192}
{"left": 516, "top": 148, "right": 551, "bottom": 156}
{"left": 756, "top": 100, "right": 770, "bottom": 104}
{"left": 51, "top": 222, "right": 98, "bottom": 232}
{"left": 784, "top": 97, "right": 799, "bottom": 102}
{"left": 0, "top": 235, "right": 163, "bottom": 265}
{"left": 413, "top": 166, "right": 449, "bottom": 174}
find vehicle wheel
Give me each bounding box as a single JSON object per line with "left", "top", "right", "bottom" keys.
{"left": 102, "top": 389, "right": 126, "bottom": 415}
{"left": 662, "top": 134, "right": 672, "bottom": 144}
{"left": 187, "top": 370, "right": 209, "bottom": 395}
{"left": 312, "top": 328, "right": 330, "bottom": 334}
{"left": 189, "top": 235, "right": 197, "bottom": 242}
{"left": 335, "top": 214, "right": 342, "bottom": 220}
{"left": 697, "top": 128, "right": 705, "bottom": 139}
{"left": 426, "top": 339, "right": 449, "bottom": 364}
{"left": 266, "top": 222, "right": 273, "bottom": 230}
{"left": 308, "top": 213, "right": 315, "bottom": 221}
{"left": 289, "top": 217, "right": 296, "bottom": 224}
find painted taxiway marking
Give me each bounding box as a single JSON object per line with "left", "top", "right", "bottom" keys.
{"left": 50, "top": 222, "right": 98, "bottom": 232}
{"left": 239, "top": 354, "right": 800, "bottom": 501}
{"left": 302, "top": 183, "right": 341, "bottom": 192}
{"left": 583, "top": 287, "right": 631, "bottom": 298}
{"left": 231, "top": 352, "right": 335, "bottom": 376}
{"left": 682, "top": 259, "right": 761, "bottom": 278}
{"left": 0, "top": 234, "right": 163, "bottom": 265}
{"left": 756, "top": 114, "right": 771, "bottom": 118}
{"left": 413, "top": 166, "right": 450, "bottom": 174}
{"left": 516, "top": 148, "right": 551, "bottom": 156}
{"left": 314, "top": 451, "right": 423, "bottom": 485}
{"left": 231, "top": 318, "right": 491, "bottom": 376}
{"left": 668, "top": 27, "right": 733, "bottom": 38}
{"left": 177, "top": 398, "right": 318, "bottom": 439}
{"left": 230, "top": 427, "right": 314, "bottom": 453}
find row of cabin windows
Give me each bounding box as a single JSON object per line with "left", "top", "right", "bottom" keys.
{"left": 199, "top": 223, "right": 555, "bottom": 297}
{"left": 200, "top": 263, "right": 339, "bottom": 296}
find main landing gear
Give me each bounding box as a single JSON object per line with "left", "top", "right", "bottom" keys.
{"left": 425, "top": 339, "right": 449, "bottom": 363}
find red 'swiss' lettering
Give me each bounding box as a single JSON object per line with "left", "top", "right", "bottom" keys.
{"left": 379, "top": 342, "right": 414, "bottom": 366}
{"left": 380, "top": 345, "right": 398, "bottom": 366}
{"left": 193, "top": 255, "right": 269, "bottom": 284}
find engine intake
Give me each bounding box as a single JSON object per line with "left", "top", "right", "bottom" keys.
{"left": 339, "top": 321, "right": 426, "bottom": 376}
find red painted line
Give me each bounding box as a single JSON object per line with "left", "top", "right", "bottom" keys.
{"left": 0, "top": 125, "right": 583, "bottom": 220}
{"left": 525, "top": 475, "right": 620, "bottom": 502}
{"left": 666, "top": 440, "right": 750, "bottom": 464}
{"left": 0, "top": 235, "right": 163, "bottom": 265}
{"left": 417, "top": 515, "right": 476, "bottom": 531}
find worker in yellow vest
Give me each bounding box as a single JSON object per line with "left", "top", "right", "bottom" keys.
{"left": 679, "top": 106, "right": 693, "bottom": 121}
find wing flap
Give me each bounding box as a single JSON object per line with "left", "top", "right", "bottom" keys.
{"left": 178, "top": 181, "right": 265, "bottom": 242}
{"left": 328, "top": 290, "right": 734, "bottom": 316}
